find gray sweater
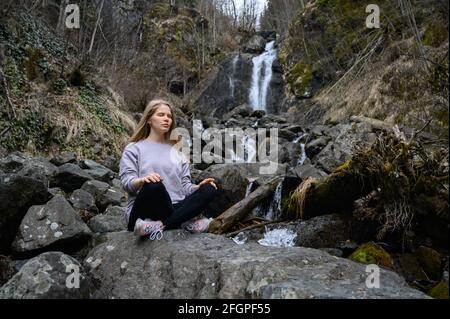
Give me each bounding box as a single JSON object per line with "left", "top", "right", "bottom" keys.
{"left": 119, "top": 139, "right": 196, "bottom": 222}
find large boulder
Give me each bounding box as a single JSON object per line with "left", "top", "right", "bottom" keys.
{"left": 81, "top": 180, "right": 127, "bottom": 212}
{"left": 84, "top": 231, "right": 428, "bottom": 298}
{"left": 0, "top": 252, "right": 90, "bottom": 299}
{"left": 313, "top": 123, "right": 377, "bottom": 173}
{"left": 196, "top": 164, "right": 248, "bottom": 217}
{"left": 0, "top": 154, "right": 58, "bottom": 186}
{"left": 51, "top": 163, "right": 93, "bottom": 193}
{"left": 80, "top": 159, "right": 115, "bottom": 183}
{"left": 0, "top": 175, "right": 51, "bottom": 253}
{"left": 12, "top": 195, "right": 92, "bottom": 256}
{"left": 243, "top": 35, "right": 266, "bottom": 54}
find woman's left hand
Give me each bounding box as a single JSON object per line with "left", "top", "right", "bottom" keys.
{"left": 198, "top": 178, "right": 217, "bottom": 189}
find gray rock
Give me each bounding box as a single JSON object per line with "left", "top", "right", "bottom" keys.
{"left": 320, "top": 248, "right": 344, "bottom": 258}
{"left": 81, "top": 180, "right": 110, "bottom": 199}
{"left": 279, "top": 129, "right": 297, "bottom": 141}
{"left": 313, "top": 123, "right": 377, "bottom": 173}
{"left": 285, "top": 125, "right": 304, "bottom": 133}
{"left": 88, "top": 206, "right": 127, "bottom": 233}
{"left": 80, "top": 159, "right": 115, "bottom": 182}
{"left": 0, "top": 175, "right": 51, "bottom": 253}
{"left": 294, "top": 164, "right": 328, "bottom": 181}
{"left": 0, "top": 151, "right": 29, "bottom": 173}
{"left": 110, "top": 178, "right": 122, "bottom": 190}
{"left": 102, "top": 156, "right": 119, "bottom": 172}
{"left": 306, "top": 137, "right": 329, "bottom": 158}
{"left": 69, "top": 189, "right": 99, "bottom": 215}
{"left": 16, "top": 157, "right": 58, "bottom": 186}
{"left": 84, "top": 231, "right": 428, "bottom": 299}
{"left": 196, "top": 164, "right": 248, "bottom": 217}
{"left": 0, "top": 252, "right": 90, "bottom": 299}
{"left": 81, "top": 180, "right": 126, "bottom": 212}
{"left": 50, "top": 152, "right": 77, "bottom": 166}
{"left": 243, "top": 35, "right": 266, "bottom": 54}
{"left": 12, "top": 195, "right": 92, "bottom": 254}
{"left": 49, "top": 187, "right": 66, "bottom": 198}
{"left": 51, "top": 163, "right": 93, "bottom": 192}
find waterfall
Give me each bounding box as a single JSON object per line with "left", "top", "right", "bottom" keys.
{"left": 228, "top": 55, "right": 239, "bottom": 98}
{"left": 229, "top": 134, "right": 257, "bottom": 163}
{"left": 265, "top": 181, "right": 283, "bottom": 221}
{"left": 293, "top": 132, "right": 309, "bottom": 166}
{"left": 249, "top": 41, "right": 277, "bottom": 111}
{"left": 252, "top": 181, "right": 283, "bottom": 221}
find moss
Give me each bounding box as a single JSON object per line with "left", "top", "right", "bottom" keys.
{"left": 422, "top": 22, "right": 448, "bottom": 47}
{"left": 3, "top": 56, "right": 25, "bottom": 96}
{"left": 287, "top": 61, "right": 313, "bottom": 97}
{"left": 76, "top": 85, "right": 125, "bottom": 134}
{"left": 349, "top": 242, "right": 394, "bottom": 269}
{"left": 428, "top": 281, "right": 449, "bottom": 299}
{"left": 53, "top": 78, "right": 67, "bottom": 95}
{"left": 334, "top": 159, "right": 352, "bottom": 173}
{"left": 415, "top": 246, "right": 442, "bottom": 280}
{"left": 1, "top": 110, "right": 52, "bottom": 152}
{"left": 144, "top": 3, "right": 174, "bottom": 21}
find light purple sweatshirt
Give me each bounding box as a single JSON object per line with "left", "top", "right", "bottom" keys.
{"left": 119, "top": 139, "right": 196, "bottom": 222}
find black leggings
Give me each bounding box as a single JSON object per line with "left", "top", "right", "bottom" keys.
{"left": 127, "top": 182, "right": 217, "bottom": 231}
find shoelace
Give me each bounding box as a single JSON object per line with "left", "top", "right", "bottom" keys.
{"left": 144, "top": 224, "right": 163, "bottom": 240}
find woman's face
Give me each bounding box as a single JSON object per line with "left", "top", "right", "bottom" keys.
{"left": 148, "top": 104, "right": 173, "bottom": 134}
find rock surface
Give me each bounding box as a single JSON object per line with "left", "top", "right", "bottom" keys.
{"left": 84, "top": 231, "right": 428, "bottom": 299}
{"left": 0, "top": 252, "right": 89, "bottom": 299}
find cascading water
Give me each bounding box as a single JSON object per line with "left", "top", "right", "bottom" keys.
{"left": 252, "top": 181, "right": 283, "bottom": 221}
{"left": 293, "top": 132, "right": 309, "bottom": 166}
{"left": 228, "top": 55, "right": 239, "bottom": 98}
{"left": 249, "top": 41, "right": 277, "bottom": 111}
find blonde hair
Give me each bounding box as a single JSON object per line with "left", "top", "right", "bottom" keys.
{"left": 129, "top": 99, "right": 178, "bottom": 144}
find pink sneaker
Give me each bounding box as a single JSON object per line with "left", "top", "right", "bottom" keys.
{"left": 134, "top": 218, "right": 163, "bottom": 240}
{"left": 181, "top": 217, "right": 212, "bottom": 234}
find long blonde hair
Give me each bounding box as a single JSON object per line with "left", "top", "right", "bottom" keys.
{"left": 129, "top": 99, "right": 178, "bottom": 144}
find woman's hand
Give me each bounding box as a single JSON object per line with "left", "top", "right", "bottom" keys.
{"left": 141, "top": 172, "right": 163, "bottom": 183}
{"left": 198, "top": 178, "right": 217, "bottom": 189}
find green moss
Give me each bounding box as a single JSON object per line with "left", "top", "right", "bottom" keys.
{"left": 1, "top": 110, "right": 52, "bottom": 152}
{"left": 287, "top": 61, "right": 313, "bottom": 97}
{"left": 422, "top": 22, "right": 448, "bottom": 47}
{"left": 349, "top": 242, "right": 394, "bottom": 269}
{"left": 334, "top": 159, "right": 352, "bottom": 173}
{"left": 415, "top": 246, "right": 442, "bottom": 280}
{"left": 3, "top": 56, "right": 25, "bottom": 96}
{"left": 428, "top": 281, "right": 449, "bottom": 299}
{"left": 53, "top": 78, "right": 67, "bottom": 95}
{"left": 76, "top": 85, "right": 125, "bottom": 134}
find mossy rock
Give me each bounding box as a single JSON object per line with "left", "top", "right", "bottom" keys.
{"left": 428, "top": 281, "right": 449, "bottom": 299}
{"left": 349, "top": 242, "right": 394, "bottom": 269}
{"left": 422, "top": 22, "right": 448, "bottom": 47}
{"left": 287, "top": 61, "right": 313, "bottom": 97}
{"left": 415, "top": 246, "right": 442, "bottom": 280}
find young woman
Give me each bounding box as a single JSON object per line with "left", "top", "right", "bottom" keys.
{"left": 119, "top": 99, "right": 218, "bottom": 240}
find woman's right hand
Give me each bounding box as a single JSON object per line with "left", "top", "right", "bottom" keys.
{"left": 141, "top": 172, "right": 163, "bottom": 183}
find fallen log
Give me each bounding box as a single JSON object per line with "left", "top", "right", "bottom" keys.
{"left": 208, "top": 176, "right": 284, "bottom": 234}
{"left": 350, "top": 115, "right": 394, "bottom": 131}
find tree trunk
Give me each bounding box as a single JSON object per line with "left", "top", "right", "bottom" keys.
{"left": 88, "top": 0, "right": 105, "bottom": 55}
{"left": 209, "top": 176, "right": 283, "bottom": 234}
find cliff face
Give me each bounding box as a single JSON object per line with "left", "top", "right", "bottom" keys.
{"left": 277, "top": 0, "right": 448, "bottom": 137}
